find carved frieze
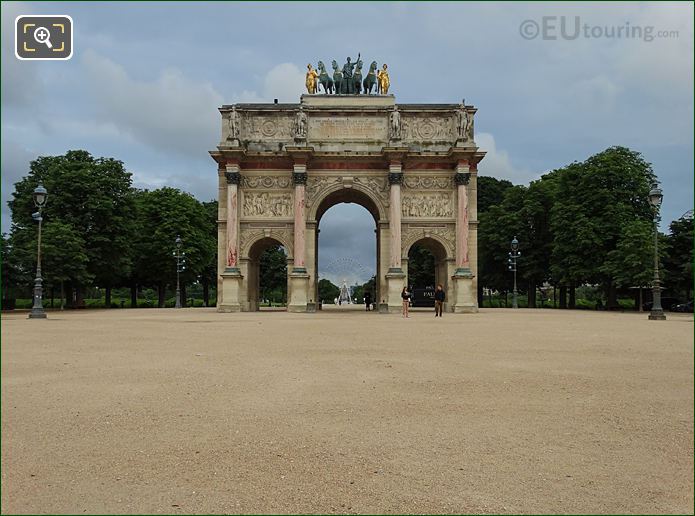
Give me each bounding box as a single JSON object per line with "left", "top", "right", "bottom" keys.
{"left": 306, "top": 176, "right": 341, "bottom": 206}
{"left": 242, "top": 192, "right": 293, "bottom": 217}
{"left": 401, "top": 115, "right": 456, "bottom": 142}
{"left": 241, "top": 114, "right": 294, "bottom": 141}
{"left": 403, "top": 176, "right": 453, "bottom": 190}
{"left": 354, "top": 176, "right": 389, "bottom": 204}
{"left": 241, "top": 176, "right": 292, "bottom": 189}
{"left": 402, "top": 193, "right": 453, "bottom": 218}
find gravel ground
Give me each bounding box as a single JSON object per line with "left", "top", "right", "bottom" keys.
{"left": 1, "top": 308, "right": 693, "bottom": 514}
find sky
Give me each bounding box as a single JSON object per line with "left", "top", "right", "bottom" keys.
{"left": 2, "top": 1, "right": 693, "bottom": 285}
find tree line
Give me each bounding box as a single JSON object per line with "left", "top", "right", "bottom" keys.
{"left": 477, "top": 146, "right": 692, "bottom": 309}
{"left": 2, "top": 150, "right": 217, "bottom": 308}
{"left": 1, "top": 146, "right": 691, "bottom": 310}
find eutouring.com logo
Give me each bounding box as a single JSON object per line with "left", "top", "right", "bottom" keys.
{"left": 519, "top": 16, "right": 679, "bottom": 42}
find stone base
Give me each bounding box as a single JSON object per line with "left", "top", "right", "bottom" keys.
{"left": 385, "top": 268, "right": 407, "bottom": 313}
{"left": 218, "top": 269, "right": 243, "bottom": 313}
{"left": 451, "top": 271, "right": 478, "bottom": 313}
{"left": 288, "top": 270, "right": 310, "bottom": 313}
{"left": 648, "top": 310, "right": 667, "bottom": 320}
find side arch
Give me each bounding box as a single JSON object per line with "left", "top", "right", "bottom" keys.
{"left": 402, "top": 228, "right": 455, "bottom": 261}
{"left": 240, "top": 229, "right": 294, "bottom": 260}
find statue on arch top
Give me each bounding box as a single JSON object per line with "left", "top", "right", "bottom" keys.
{"left": 377, "top": 63, "right": 390, "bottom": 94}
{"left": 341, "top": 53, "right": 360, "bottom": 94}
{"left": 305, "top": 63, "right": 319, "bottom": 94}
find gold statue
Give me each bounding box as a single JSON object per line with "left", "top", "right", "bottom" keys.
{"left": 377, "top": 63, "right": 390, "bottom": 95}
{"left": 305, "top": 63, "right": 319, "bottom": 94}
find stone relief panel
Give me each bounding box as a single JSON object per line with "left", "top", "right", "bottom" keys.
{"left": 401, "top": 115, "right": 456, "bottom": 142}
{"left": 240, "top": 114, "right": 294, "bottom": 141}
{"left": 242, "top": 192, "right": 293, "bottom": 217}
{"left": 309, "top": 116, "right": 388, "bottom": 141}
{"left": 402, "top": 193, "right": 454, "bottom": 218}
{"left": 402, "top": 176, "right": 453, "bottom": 190}
{"left": 353, "top": 176, "right": 389, "bottom": 205}
{"left": 239, "top": 227, "right": 294, "bottom": 258}
{"left": 306, "top": 176, "right": 341, "bottom": 207}
{"left": 241, "top": 175, "right": 292, "bottom": 189}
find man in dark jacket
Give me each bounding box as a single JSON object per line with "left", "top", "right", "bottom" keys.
{"left": 434, "top": 284, "right": 445, "bottom": 317}
{"left": 364, "top": 291, "right": 372, "bottom": 311}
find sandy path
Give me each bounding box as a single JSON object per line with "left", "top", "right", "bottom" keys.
{"left": 1, "top": 308, "right": 692, "bottom": 514}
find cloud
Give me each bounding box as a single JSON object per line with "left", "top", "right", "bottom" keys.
{"left": 0, "top": 2, "right": 42, "bottom": 108}
{"left": 475, "top": 132, "right": 533, "bottom": 183}
{"left": 81, "top": 49, "right": 224, "bottom": 158}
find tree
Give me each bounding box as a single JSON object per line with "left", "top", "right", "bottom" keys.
{"left": 259, "top": 245, "right": 287, "bottom": 304}
{"left": 664, "top": 214, "right": 694, "bottom": 301}
{"left": 201, "top": 200, "right": 218, "bottom": 306}
{"left": 478, "top": 185, "right": 528, "bottom": 303}
{"left": 550, "top": 147, "right": 656, "bottom": 309}
{"left": 478, "top": 176, "right": 514, "bottom": 213}
{"left": 8, "top": 150, "right": 136, "bottom": 307}
{"left": 130, "top": 188, "right": 216, "bottom": 307}
{"left": 40, "top": 221, "right": 91, "bottom": 309}
{"left": 318, "top": 278, "right": 340, "bottom": 304}
{"left": 408, "top": 245, "right": 435, "bottom": 288}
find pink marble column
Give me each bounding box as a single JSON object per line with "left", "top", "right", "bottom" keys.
{"left": 388, "top": 163, "right": 403, "bottom": 271}
{"left": 225, "top": 163, "right": 240, "bottom": 270}
{"left": 454, "top": 161, "right": 471, "bottom": 273}
{"left": 292, "top": 165, "right": 307, "bottom": 271}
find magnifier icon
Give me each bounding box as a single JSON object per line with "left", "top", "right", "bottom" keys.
{"left": 33, "top": 26, "right": 53, "bottom": 49}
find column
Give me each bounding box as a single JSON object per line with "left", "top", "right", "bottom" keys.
{"left": 225, "top": 163, "right": 240, "bottom": 272}
{"left": 454, "top": 160, "right": 471, "bottom": 275}
{"left": 288, "top": 163, "right": 311, "bottom": 312}
{"left": 388, "top": 163, "right": 403, "bottom": 272}
{"left": 292, "top": 164, "right": 307, "bottom": 272}
{"left": 384, "top": 161, "right": 406, "bottom": 313}
{"left": 218, "top": 161, "right": 243, "bottom": 312}
{"left": 451, "top": 159, "right": 477, "bottom": 313}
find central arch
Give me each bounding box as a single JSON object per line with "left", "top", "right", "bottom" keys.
{"left": 311, "top": 186, "right": 384, "bottom": 309}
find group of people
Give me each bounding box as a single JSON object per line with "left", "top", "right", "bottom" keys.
{"left": 400, "top": 285, "right": 446, "bottom": 318}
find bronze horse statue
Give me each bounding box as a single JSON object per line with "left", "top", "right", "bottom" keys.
{"left": 331, "top": 60, "right": 343, "bottom": 95}
{"left": 353, "top": 59, "right": 363, "bottom": 94}
{"left": 317, "top": 61, "right": 334, "bottom": 94}
{"left": 363, "top": 61, "right": 378, "bottom": 94}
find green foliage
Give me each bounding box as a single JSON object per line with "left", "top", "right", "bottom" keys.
{"left": 477, "top": 176, "right": 514, "bottom": 213}
{"left": 9, "top": 150, "right": 136, "bottom": 290}
{"left": 130, "top": 187, "right": 216, "bottom": 291}
{"left": 259, "top": 245, "right": 287, "bottom": 304}
{"left": 318, "top": 278, "right": 340, "bottom": 303}
{"left": 408, "top": 245, "right": 435, "bottom": 288}
{"left": 664, "top": 215, "right": 694, "bottom": 299}
{"left": 550, "top": 147, "right": 656, "bottom": 290}
{"left": 352, "top": 276, "right": 376, "bottom": 304}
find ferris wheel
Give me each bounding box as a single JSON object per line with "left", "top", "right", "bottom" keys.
{"left": 319, "top": 257, "right": 373, "bottom": 285}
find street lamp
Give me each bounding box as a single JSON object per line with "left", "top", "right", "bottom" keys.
{"left": 174, "top": 235, "right": 186, "bottom": 309}
{"left": 648, "top": 183, "right": 666, "bottom": 321}
{"left": 508, "top": 236, "right": 521, "bottom": 309}
{"left": 29, "top": 184, "right": 48, "bottom": 319}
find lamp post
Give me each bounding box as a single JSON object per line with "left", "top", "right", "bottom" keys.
{"left": 508, "top": 236, "right": 521, "bottom": 309}
{"left": 174, "top": 236, "right": 186, "bottom": 309}
{"left": 648, "top": 183, "right": 666, "bottom": 321}
{"left": 29, "top": 184, "right": 48, "bottom": 319}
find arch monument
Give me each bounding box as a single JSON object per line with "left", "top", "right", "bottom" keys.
{"left": 210, "top": 94, "right": 485, "bottom": 313}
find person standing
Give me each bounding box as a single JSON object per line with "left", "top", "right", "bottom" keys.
{"left": 364, "top": 291, "right": 372, "bottom": 311}
{"left": 401, "top": 286, "right": 411, "bottom": 318}
{"left": 434, "top": 284, "right": 446, "bottom": 317}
